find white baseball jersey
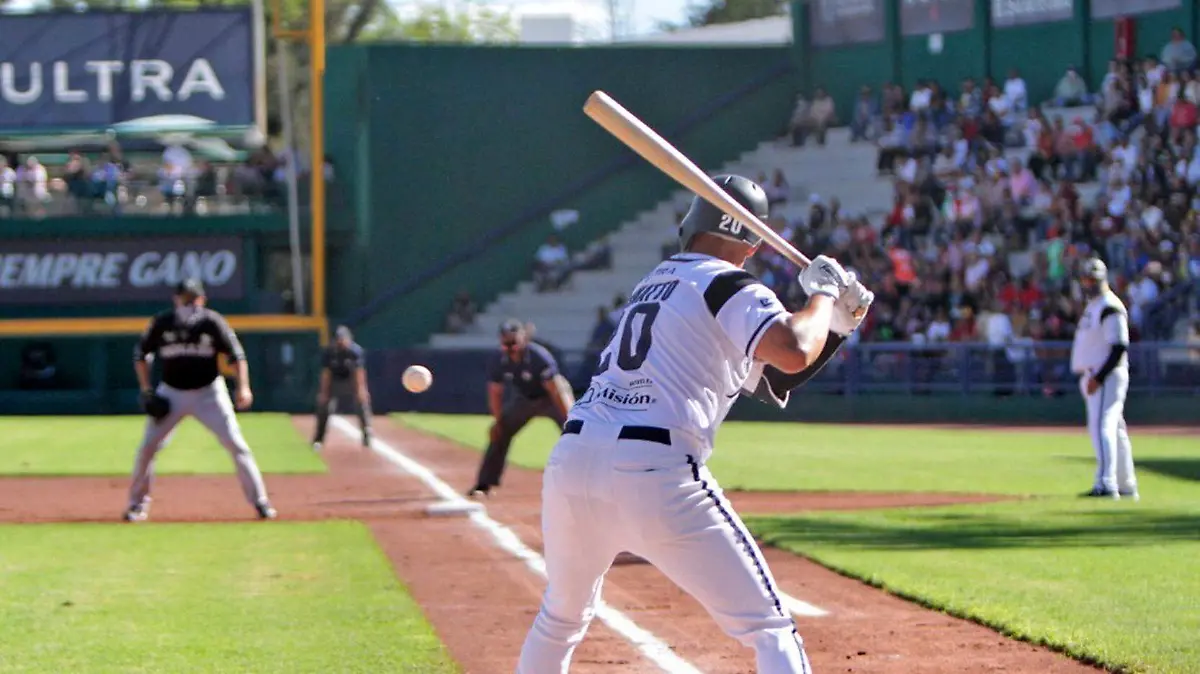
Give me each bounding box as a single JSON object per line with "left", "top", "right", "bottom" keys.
{"left": 1071, "top": 290, "right": 1130, "bottom": 375}
{"left": 570, "top": 253, "right": 786, "bottom": 453}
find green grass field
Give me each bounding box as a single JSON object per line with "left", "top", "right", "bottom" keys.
{"left": 399, "top": 412, "right": 1200, "bottom": 673}
{"left": 0, "top": 522, "right": 456, "bottom": 673}
{"left": 0, "top": 414, "right": 325, "bottom": 476}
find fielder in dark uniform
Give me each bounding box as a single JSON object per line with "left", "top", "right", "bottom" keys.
{"left": 469, "top": 319, "right": 574, "bottom": 498}
{"left": 311, "top": 325, "right": 372, "bottom": 449}
{"left": 125, "top": 278, "right": 275, "bottom": 522}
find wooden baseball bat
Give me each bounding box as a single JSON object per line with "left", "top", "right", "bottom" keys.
{"left": 582, "top": 90, "right": 812, "bottom": 269}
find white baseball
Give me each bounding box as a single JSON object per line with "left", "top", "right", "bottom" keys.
{"left": 402, "top": 365, "right": 433, "bottom": 393}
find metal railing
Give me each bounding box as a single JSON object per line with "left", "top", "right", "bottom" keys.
{"left": 550, "top": 341, "right": 1200, "bottom": 398}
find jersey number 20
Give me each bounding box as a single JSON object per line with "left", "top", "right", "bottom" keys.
{"left": 597, "top": 303, "right": 660, "bottom": 373}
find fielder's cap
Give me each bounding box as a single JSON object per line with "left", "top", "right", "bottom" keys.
{"left": 174, "top": 278, "right": 206, "bottom": 297}
{"left": 335, "top": 325, "right": 352, "bottom": 340}
{"left": 1081, "top": 258, "right": 1108, "bottom": 280}
{"left": 499, "top": 319, "right": 524, "bottom": 335}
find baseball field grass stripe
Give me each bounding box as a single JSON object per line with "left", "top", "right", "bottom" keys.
{"left": 397, "top": 413, "right": 1200, "bottom": 495}
{"left": 0, "top": 414, "right": 325, "bottom": 476}
{"left": 330, "top": 416, "right": 705, "bottom": 674}
{"left": 749, "top": 498, "right": 1200, "bottom": 674}
{"left": 0, "top": 521, "right": 456, "bottom": 674}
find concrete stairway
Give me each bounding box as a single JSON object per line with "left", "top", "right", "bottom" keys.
{"left": 427, "top": 127, "right": 897, "bottom": 352}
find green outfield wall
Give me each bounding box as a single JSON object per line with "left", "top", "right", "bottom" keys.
{"left": 323, "top": 44, "right": 798, "bottom": 345}
{"left": 793, "top": 0, "right": 1199, "bottom": 121}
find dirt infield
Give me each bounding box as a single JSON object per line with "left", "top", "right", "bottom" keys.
{"left": 0, "top": 416, "right": 1104, "bottom": 673}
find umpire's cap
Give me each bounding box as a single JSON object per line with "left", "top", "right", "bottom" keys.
{"left": 174, "top": 278, "right": 206, "bottom": 298}
{"left": 678, "top": 174, "right": 769, "bottom": 250}
{"left": 499, "top": 319, "right": 524, "bottom": 336}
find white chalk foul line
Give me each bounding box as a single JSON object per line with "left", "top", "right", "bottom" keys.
{"left": 330, "top": 416, "right": 703, "bottom": 674}
{"left": 780, "top": 593, "right": 828, "bottom": 618}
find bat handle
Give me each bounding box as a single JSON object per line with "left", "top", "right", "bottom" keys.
{"left": 781, "top": 247, "right": 811, "bottom": 269}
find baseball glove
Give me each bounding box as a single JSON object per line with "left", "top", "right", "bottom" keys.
{"left": 141, "top": 391, "right": 171, "bottom": 421}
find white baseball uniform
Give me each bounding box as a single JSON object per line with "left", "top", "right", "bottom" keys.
{"left": 1070, "top": 289, "right": 1137, "bottom": 495}
{"left": 517, "top": 253, "right": 813, "bottom": 673}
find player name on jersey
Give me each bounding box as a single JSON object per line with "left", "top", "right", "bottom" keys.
{"left": 627, "top": 279, "right": 680, "bottom": 303}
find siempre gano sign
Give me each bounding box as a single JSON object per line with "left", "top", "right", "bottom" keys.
{"left": 0, "top": 237, "right": 244, "bottom": 304}
{"left": 0, "top": 9, "right": 257, "bottom": 131}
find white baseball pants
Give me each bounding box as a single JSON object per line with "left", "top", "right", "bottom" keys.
{"left": 128, "top": 379, "right": 271, "bottom": 510}
{"left": 517, "top": 422, "right": 812, "bottom": 673}
{"left": 1081, "top": 368, "right": 1137, "bottom": 494}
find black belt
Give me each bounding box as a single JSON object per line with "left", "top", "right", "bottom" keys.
{"left": 561, "top": 419, "right": 671, "bottom": 446}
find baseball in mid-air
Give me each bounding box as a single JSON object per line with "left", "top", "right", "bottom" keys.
{"left": 402, "top": 365, "right": 433, "bottom": 393}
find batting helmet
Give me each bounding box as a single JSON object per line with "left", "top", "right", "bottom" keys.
{"left": 678, "top": 175, "right": 769, "bottom": 250}
{"left": 1080, "top": 258, "right": 1108, "bottom": 281}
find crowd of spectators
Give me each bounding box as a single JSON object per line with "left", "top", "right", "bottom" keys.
{"left": 738, "top": 28, "right": 1200, "bottom": 390}
{"left": 0, "top": 141, "right": 325, "bottom": 219}
{"left": 451, "top": 28, "right": 1200, "bottom": 367}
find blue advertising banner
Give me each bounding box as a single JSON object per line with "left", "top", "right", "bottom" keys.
{"left": 0, "top": 9, "right": 257, "bottom": 132}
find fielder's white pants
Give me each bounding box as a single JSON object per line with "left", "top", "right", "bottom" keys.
{"left": 517, "top": 423, "right": 812, "bottom": 673}
{"left": 128, "top": 379, "right": 270, "bottom": 510}
{"left": 1081, "top": 369, "right": 1137, "bottom": 494}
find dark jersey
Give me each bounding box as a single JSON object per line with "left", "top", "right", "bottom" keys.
{"left": 134, "top": 308, "right": 245, "bottom": 390}
{"left": 487, "top": 342, "right": 559, "bottom": 400}
{"left": 323, "top": 343, "right": 365, "bottom": 381}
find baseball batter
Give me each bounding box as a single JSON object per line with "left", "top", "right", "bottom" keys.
{"left": 1071, "top": 259, "right": 1139, "bottom": 500}
{"left": 517, "top": 175, "right": 874, "bottom": 673}
{"left": 124, "top": 279, "right": 276, "bottom": 522}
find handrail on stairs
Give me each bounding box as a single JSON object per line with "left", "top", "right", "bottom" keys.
{"left": 341, "top": 60, "right": 796, "bottom": 329}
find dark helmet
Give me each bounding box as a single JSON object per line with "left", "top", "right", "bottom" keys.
{"left": 678, "top": 174, "right": 769, "bottom": 250}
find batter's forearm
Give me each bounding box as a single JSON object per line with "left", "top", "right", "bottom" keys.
{"left": 766, "top": 333, "right": 847, "bottom": 391}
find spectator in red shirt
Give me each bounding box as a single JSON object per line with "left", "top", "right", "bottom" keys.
{"left": 1019, "top": 275, "right": 1044, "bottom": 310}
{"left": 1169, "top": 90, "right": 1198, "bottom": 143}
{"left": 1065, "top": 117, "right": 1096, "bottom": 180}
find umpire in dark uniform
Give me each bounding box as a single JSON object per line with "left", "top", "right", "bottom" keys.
{"left": 469, "top": 319, "right": 574, "bottom": 498}
{"left": 311, "top": 325, "right": 372, "bottom": 449}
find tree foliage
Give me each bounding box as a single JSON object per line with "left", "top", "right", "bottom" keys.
{"left": 685, "top": 0, "right": 786, "bottom": 27}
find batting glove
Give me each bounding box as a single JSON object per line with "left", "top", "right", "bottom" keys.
{"left": 830, "top": 272, "right": 874, "bottom": 336}
{"left": 797, "top": 255, "right": 851, "bottom": 300}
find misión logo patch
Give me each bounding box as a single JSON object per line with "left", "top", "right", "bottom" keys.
{"left": 577, "top": 382, "right": 656, "bottom": 410}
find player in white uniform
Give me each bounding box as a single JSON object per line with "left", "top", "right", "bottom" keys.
{"left": 1071, "top": 258, "right": 1138, "bottom": 500}
{"left": 516, "top": 175, "right": 875, "bottom": 673}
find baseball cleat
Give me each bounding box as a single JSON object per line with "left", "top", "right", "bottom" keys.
{"left": 123, "top": 505, "right": 149, "bottom": 522}
{"left": 1119, "top": 490, "right": 1140, "bottom": 502}
{"left": 312, "top": 441, "right": 323, "bottom": 452}
{"left": 467, "top": 485, "right": 491, "bottom": 499}
{"left": 362, "top": 432, "right": 372, "bottom": 448}
{"left": 255, "top": 502, "right": 278, "bottom": 520}
{"left": 1079, "top": 488, "right": 1120, "bottom": 500}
